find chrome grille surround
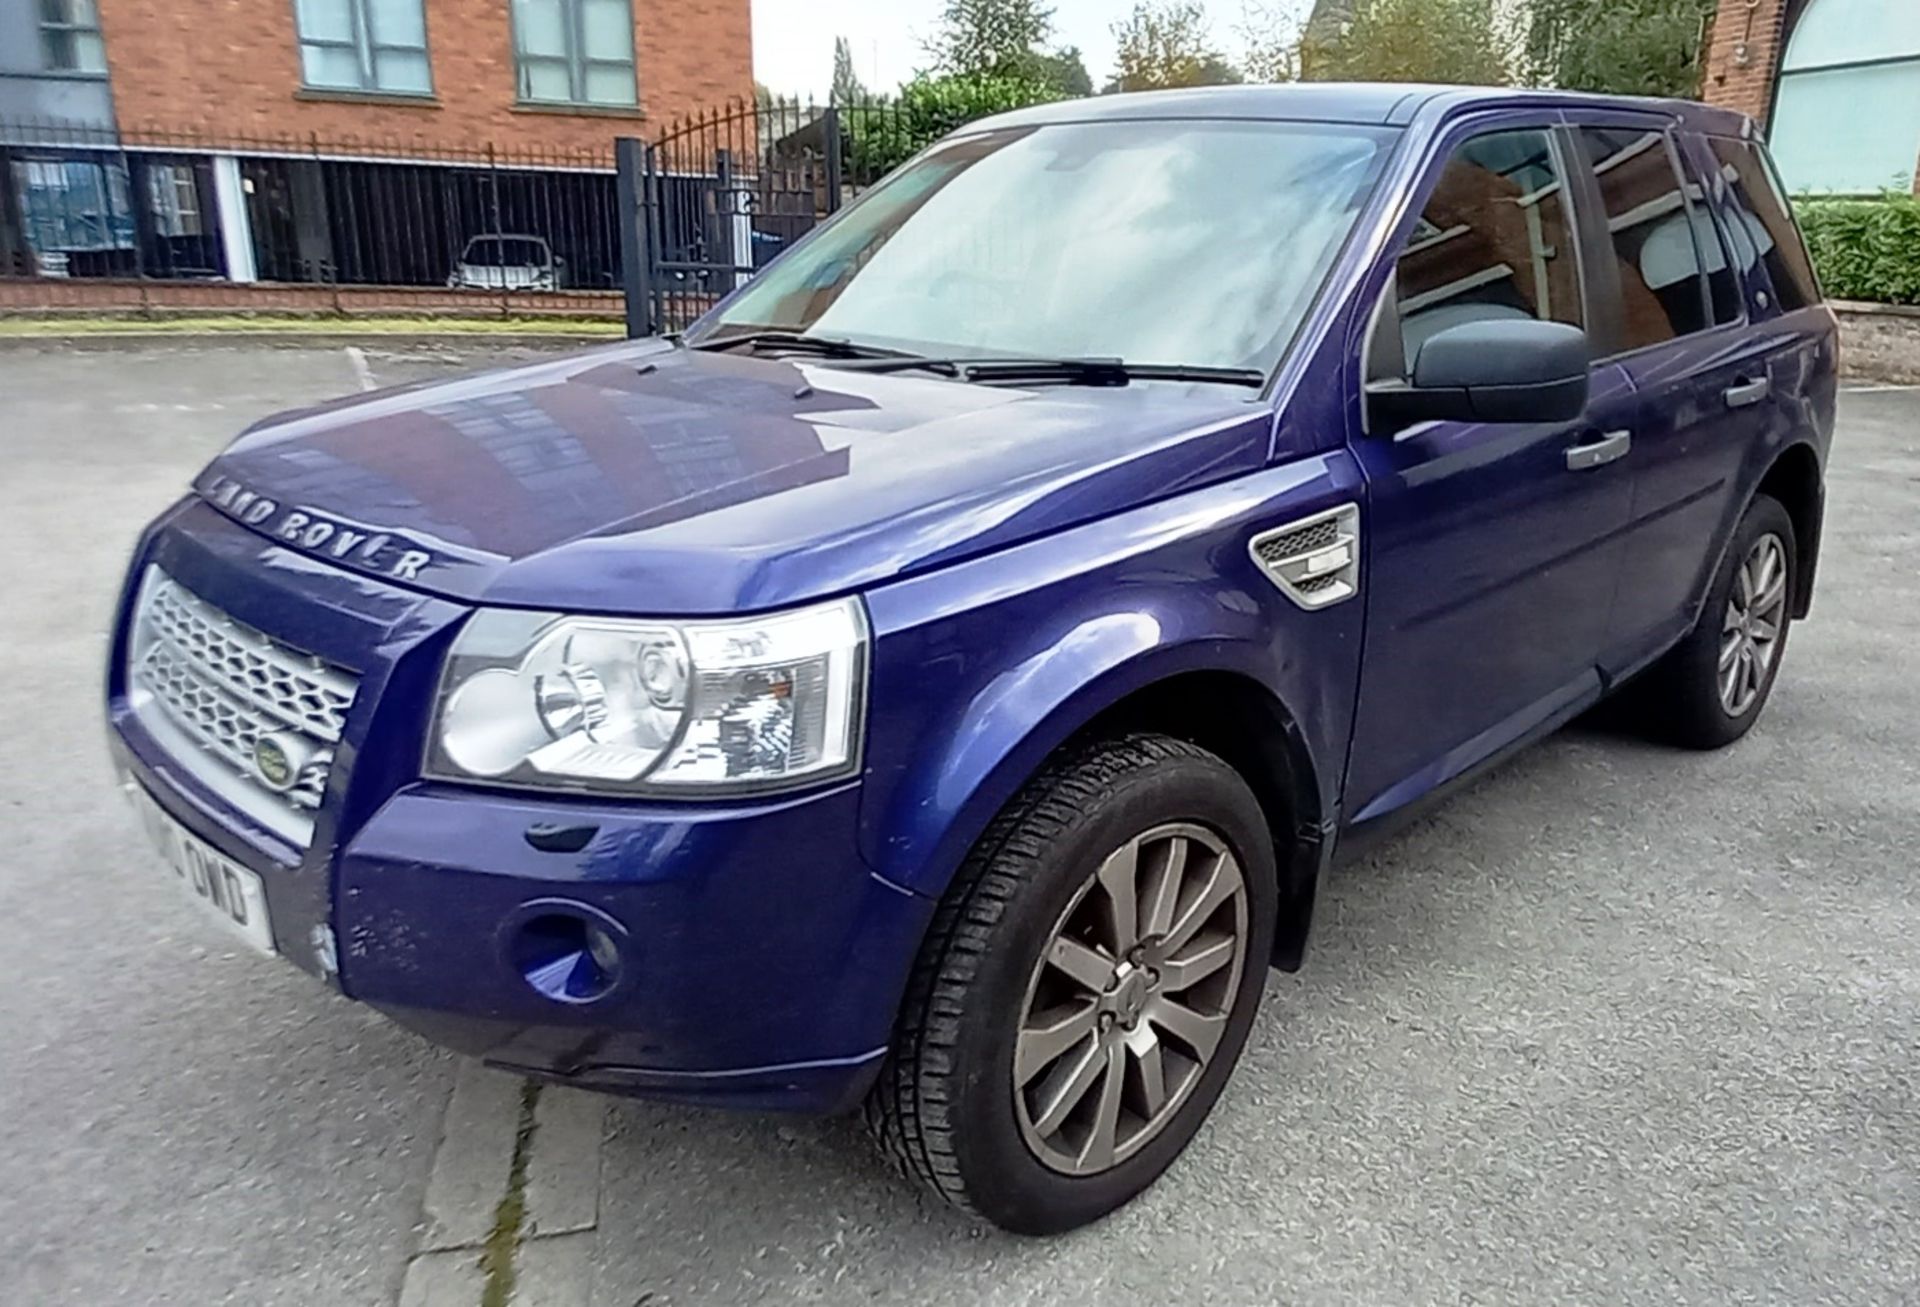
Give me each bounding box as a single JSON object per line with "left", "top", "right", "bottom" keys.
{"left": 126, "top": 566, "right": 358, "bottom": 847}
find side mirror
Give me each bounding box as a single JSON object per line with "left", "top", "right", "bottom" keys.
{"left": 1367, "top": 319, "right": 1590, "bottom": 431}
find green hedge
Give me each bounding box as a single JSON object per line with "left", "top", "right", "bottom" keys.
{"left": 1793, "top": 194, "right": 1920, "bottom": 306}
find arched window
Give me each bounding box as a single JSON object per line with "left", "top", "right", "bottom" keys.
{"left": 1769, "top": 0, "right": 1920, "bottom": 194}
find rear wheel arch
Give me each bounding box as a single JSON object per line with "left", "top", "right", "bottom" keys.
{"left": 1755, "top": 441, "right": 1823, "bottom": 618}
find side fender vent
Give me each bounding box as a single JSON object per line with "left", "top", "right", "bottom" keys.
{"left": 1249, "top": 504, "right": 1360, "bottom": 610}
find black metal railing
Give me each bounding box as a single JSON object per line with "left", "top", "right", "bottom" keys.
{"left": 0, "top": 116, "right": 623, "bottom": 313}
{"left": 0, "top": 97, "right": 956, "bottom": 328}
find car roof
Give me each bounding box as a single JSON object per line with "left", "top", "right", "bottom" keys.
{"left": 964, "top": 83, "right": 1754, "bottom": 135}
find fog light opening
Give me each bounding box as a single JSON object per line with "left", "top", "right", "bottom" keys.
{"left": 512, "top": 912, "right": 623, "bottom": 1004}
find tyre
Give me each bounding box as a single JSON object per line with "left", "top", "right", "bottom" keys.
{"left": 865, "top": 733, "right": 1277, "bottom": 1235}
{"left": 1634, "top": 493, "right": 1796, "bottom": 750}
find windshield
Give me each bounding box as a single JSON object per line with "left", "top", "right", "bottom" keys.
{"left": 696, "top": 119, "right": 1393, "bottom": 375}
{"left": 462, "top": 237, "right": 550, "bottom": 267}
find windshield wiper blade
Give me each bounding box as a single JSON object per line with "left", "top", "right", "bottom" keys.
{"left": 835, "top": 355, "right": 1266, "bottom": 388}
{"left": 687, "top": 330, "right": 908, "bottom": 360}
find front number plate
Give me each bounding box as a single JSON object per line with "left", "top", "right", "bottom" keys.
{"left": 129, "top": 785, "right": 277, "bottom": 955}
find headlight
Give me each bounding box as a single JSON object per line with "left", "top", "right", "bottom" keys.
{"left": 426, "top": 598, "right": 867, "bottom": 795}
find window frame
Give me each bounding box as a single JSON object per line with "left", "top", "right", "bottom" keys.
{"left": 1364, "top": 117, "right": 1594, "bottom": 393}
{"left": 510, "top": 0, "right": 639, "bottom": 109}
{"left": 291, "top": 0, "right": 435, "bottom": 99}
{"left": 39, "top": 0, "right": 107, "bottom": 76}
{"left": 1560, "top": 114, "right": 1749, "bottom": 364}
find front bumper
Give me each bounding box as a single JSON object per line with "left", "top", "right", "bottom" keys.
{"left": 107, "top": 501, "right": 932, "bottom": 1113}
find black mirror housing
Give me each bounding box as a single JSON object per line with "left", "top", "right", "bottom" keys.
{"left": 1368, "top": 319, "right": 1590, "bottom": 430}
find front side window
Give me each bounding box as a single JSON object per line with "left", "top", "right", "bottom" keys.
{"left": 40, "top": 0, "right": 106, "bottom": 73}
{"left": 698, "top": 120, "right": 1392, "bottom": 376}
{"left": 294, "top": 0, "right": 432, "bottom": 96}
{"left": 512, "top": 0, "right": 638, "bottom": 108}
{"left": 1577, "top": 127, "right": 1731, "bottom": 352}
{"left": 1394, "top": 128, "right": 1582, "bottom": 368}
{"left": 1706, "top": 138, "right": 1822, "bottom": 312}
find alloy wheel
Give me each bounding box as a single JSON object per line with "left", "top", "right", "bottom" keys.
{"left": 1012, "top": 822, "right": 1249, "bottom": 1176}
{"left": 1720, "top": 532, "right": 1789, "bottom": 718}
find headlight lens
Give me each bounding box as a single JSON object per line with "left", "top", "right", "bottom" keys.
{"left": 428, "top": 598, "right": 867, "bottom": 794}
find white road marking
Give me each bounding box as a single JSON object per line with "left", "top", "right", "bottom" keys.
{"left": 1841, "top": 383, "right": 1920, "bottom": 393}
{"left": 346, "top": 345, "right": 377, "bottom": 392}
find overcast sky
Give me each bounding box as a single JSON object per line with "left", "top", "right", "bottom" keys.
{"left": 750, "top": 0, "right": 1313, "bottom": 100}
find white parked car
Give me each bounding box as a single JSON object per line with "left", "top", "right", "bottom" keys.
{"left": 448, "top": 234, "right": 563, "bottom": 291}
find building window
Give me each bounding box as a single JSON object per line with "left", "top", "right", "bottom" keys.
{"left": 512, "top": 0, "right": 638, "bottom": 108}
{"left": 294, "top": 0, "right": 432, "bottom": 96}
{"left": 147, "top": 164, "right": 205, "bottom": 238}
{"left": 1769, "top": 0, "right": 1920, "bottom": 194}
{"left": 40, "top": 0, "right": 107, "bottom": 74}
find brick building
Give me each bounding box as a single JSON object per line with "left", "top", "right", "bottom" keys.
{"left": 94, "top": 0, "right": 751, "bottom": 152}
{"left": 1702, "top": 0, "right": 1920, "bottom": 194}
{"left": 0, "top": 0, "right": 754, "bottom": 305}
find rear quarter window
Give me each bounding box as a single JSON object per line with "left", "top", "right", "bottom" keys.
{"left": 1704, "top": 138, "right": 1822, "bottom": 311}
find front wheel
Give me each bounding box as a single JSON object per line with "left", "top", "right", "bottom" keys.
{"left": 865, "top": 734, "right": 1277, "bottom": 1234}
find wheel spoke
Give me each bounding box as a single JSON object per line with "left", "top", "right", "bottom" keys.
{"left": 1159, "top": 933, "right": 1235, "bottom": 991}
{"left": 1735, "top": 557, "right": 1754, "bottom": 607}
{"left": 1046, "top": 935, "right": 1113, "bottom": 994}
{"left": 1030, "top": 1037, "right": 1107, "bottom": 1136}
{"left": 1720, "top": 655, "right": 1741, "bottom": 706}
{"left": 1754, "top": 577, "right": 1788, "bottom": 617}
{"left": 1163, "top": 854, "right": 1237, "bottom": 954}
{"left": 1750, "top": 615, "right": 1779, "bottom": 644}
{"left": 1095, "top": 840, "right": 1140, "bottom": 955}
{"left": 1125, "top": 1023, "right": 1169, "bottom": 1120}
{"left": 1075, "top": 1041, "right": 1127, "bottom": 1172}
{"left": 1016, "top": 1002, "right": 1098, "bottom": 1086}
{"left": 1723, "top": 601, "right": 1743, "bottom": 634}
{"left": 1141, "top": 837, "right": 1187, "bottom": 940}
{"left": 1719, "top": 632, "right": 1742, "bottom": 671}
{"left": 1145, "top": 995, "right": 1226, "bottom": 1063}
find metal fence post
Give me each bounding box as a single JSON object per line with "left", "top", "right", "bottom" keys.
{"left": 822, "top": 106, "right": 843, "bottom": 215}
{"left": 614, "top": 136, "right": 650, "bottom": 338}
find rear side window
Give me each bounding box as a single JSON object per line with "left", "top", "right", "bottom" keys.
{"left": 1705, "top": 138, "right": 1821, "bottom": 311}
{"left": 1395, "top": 128, "right": 1582, "bottom": 367}
{"left": 1576, "top": 127, "right": 1733, "bottom": 351}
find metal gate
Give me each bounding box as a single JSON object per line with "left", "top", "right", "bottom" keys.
{"left": 616, "top": 101, "right": 844, "bottom": 337}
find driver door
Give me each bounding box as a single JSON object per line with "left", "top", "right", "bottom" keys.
{"left": 1343, "top": 122, "right": 1637, "bottom": 825}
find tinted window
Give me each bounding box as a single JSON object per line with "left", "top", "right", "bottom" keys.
{"left": 1577, "top": 128, "right": 1726, "bottom": 351}
{"left": 1706, "top": 138, "right": 1821, "bottom": 311}
{"left": 1395, "top": 129, "right": 1581, "bottom": 368}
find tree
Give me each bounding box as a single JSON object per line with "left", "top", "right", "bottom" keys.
{"left": 831, "top": 36, "right": 869, "bottom": 105}
{"left": 926, "top": 0, "right": 1057, "bottom": 77}
{"left": 1302, "top": 0, "right": 1513, "bottom": 86}
{"left": 1108, "top": 2, "right": 1243, "bottom": 92}
{"left": 845, "top": 70, "right": 1065, "bottom": 182}
{"left": 1525, "top": 0, "right": 1717, "bottom": 99}
{"left": 1031, "top": 45, "right": 1094, "bottom": 96}
{"left": 1237, "top": 0, "right": 1305, "bottom": 84}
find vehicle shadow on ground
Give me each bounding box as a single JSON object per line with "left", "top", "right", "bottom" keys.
{"left": 584, "top": 716, "right": 1715, "bottom": 1303}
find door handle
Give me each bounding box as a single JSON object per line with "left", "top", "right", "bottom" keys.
{"left": 1724, "top": 377, "right": 1771, "bottom": 408}
{"left": 1565, "top": 429, "right": 1632, "bottom": 472}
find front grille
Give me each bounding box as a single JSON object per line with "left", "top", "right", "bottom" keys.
{"left": 127, "top": 567, "right": 358, "bottom": 846}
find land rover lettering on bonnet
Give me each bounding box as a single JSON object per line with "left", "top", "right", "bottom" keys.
{"left": 106, "top": 85, "right": 1834, "bottom": 1234}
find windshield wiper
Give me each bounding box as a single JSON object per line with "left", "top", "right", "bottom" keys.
{"left": 834, "top": 355, "right": 1266, "bottom": 388}
{"left": 686, "top": 330, "right": 910, "bottom": 361}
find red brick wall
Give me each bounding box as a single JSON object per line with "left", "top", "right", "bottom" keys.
{"left": 1701, "top": 0, "right": 1790, "bottom": 125}
{"left": 93, "top": 0, "right": 752, "bottom": 151}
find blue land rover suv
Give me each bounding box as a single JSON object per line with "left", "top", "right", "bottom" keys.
{"left": 106, "top": 85, "right": 1834, "bottom": 1234}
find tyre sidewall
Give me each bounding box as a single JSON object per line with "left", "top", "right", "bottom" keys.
{"left": 1678, "top": 495, "right": 1796, "bottom": 745}
{"left": 946, "top": 746, "right": 1278, "bottom": 1235}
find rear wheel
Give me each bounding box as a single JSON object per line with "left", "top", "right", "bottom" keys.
{"left": 1633, "top": 493, "right": 1796, "bottom": 749}
{"left": 865, "top": 733, "right": 1276, "bottom": 1234}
